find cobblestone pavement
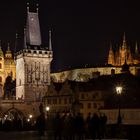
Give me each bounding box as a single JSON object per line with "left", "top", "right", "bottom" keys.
{"left": 0, "top": 131, "right": 128, "bottom": 140}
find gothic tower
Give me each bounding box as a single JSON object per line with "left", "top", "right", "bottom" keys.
{"left": 108, "top": 42, "right": 115, "bottom": 65}
{"left": 16, "top": 4, "right": 53, "bottom": 101}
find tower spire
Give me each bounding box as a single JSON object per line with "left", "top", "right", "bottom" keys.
{"left": 135, "top": 42, "right": 139, "bottom": 54}
{"left": 26, "top": 3, "right": 41, "bottom": 47}
{"left": 122, "top": 32, "right": 127, "bottom": 49}
{"left": 108, "top": 42, "right": 114, "bottom": 65}
{"left": 49, "top": 30, "right": 52, "bottom": 51}
{"left": 14, "top": 32, "right": 18, "bottom": 53}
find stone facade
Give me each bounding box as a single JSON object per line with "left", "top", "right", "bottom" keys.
{"left": 16, "top": 49, "right": 52, "bottom": 101}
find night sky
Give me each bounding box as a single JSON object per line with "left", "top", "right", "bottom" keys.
{"left": 0, "top": 0, "right": 140, "bottom": 72}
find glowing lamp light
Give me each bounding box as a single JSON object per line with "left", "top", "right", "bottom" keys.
{"left": 116, "top": 86, "right": 123, "bottom": 95}
{"left": 46, "top": 106, "right": 50, "bottom": 111}
{"left": 27, "top": 118, "right": 30, "bottom": 122}
{"left": 29, "top": 114, "right": 33, "bottom": 119}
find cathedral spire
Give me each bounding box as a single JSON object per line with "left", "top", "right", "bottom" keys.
{"left": 49, "top": 30, "right": 52, "bottom": 51}
{"left": 108, "top": 42, "right": 114, "bottom": 65}
{"left": 135, "top": 42, "right": 139, "bottom": 54}
{"left": 122, "top": 32, "right": 127, "bottom": 49}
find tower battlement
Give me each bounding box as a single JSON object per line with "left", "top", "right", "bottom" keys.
{"left": 16, "top": 49, "right": 53, "bottom": 59}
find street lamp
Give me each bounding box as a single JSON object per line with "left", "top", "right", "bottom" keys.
{"left": 45, "top": 106, "right": 50, "bottom": 118}
{"left": 116, "top": 86, "right": 123, "bottom": 124}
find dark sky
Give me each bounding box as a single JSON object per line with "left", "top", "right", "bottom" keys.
{"left": 0, "top": 0, "right": 140, "bottom": 72}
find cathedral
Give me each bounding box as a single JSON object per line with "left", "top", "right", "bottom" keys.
{"left": 108, "top": 33, "right": 140, "bottom": 66}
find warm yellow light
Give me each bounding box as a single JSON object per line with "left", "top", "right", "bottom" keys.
{"left": 46, "top": 106, "right": 50, "bottom": 111}
{"left": 27, "top": 118, "right": 30, "bottom": 122}
{"left": 116, "top": 86, "right": 123, "bottom": 95}
{"left": 29, "top": 114, "right": 33, "bottom": 118}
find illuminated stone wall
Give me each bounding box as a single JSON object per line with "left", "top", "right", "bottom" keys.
{"left": 16, "top": 49, "right": 53, "bottom": 101}
{"left": 51, "top": 66, "right": 140, "bottom": 82}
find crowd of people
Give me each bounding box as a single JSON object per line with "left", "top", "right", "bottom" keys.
{"left": 41, "top": 111, "right": 108, "bottom": 140}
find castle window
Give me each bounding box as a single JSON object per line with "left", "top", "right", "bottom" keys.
{"left": 0, "top": 63, "right": 2, "bottom": 69}
{"left": 69, "top": 98, "right": 72, "bottom": 104}
{"left": 0, "top": 58, "right": 2, "bottom": 60}
{"left": 88, "top": 103, "right": 91, "bottom": 109}
{"left": 64, "top": 98, "right": 67, "bottom": 104}
{"left": 81, "top": 93, "right": 85, "bottom": 99}
{"left": 0, "top": 77, "right": 2, "bottom": 82}
{"left": 81, "top": 103, "right": 83, "bottom": 109}
{"left": 59, "top": 98, "right": 61, "bottom": 104}
{"left": 93, "top": 103, "right": 97, "bottom": 108}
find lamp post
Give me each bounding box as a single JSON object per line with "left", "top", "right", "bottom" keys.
{"left": 116, "top": 86, "right": 123, "bottom": 124}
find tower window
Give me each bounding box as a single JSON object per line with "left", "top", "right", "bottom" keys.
{"left": 0, "top": 63, "right": 2, "bottom": 69}
{"left": 88, "top": 103, "right": 91, "bottom": 109}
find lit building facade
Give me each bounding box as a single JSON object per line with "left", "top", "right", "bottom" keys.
{"left": 0, "top": 44, "right": 16, "bottom": 97}
{"left": 108, "top": 33, "right": 140, "bottom": 66}
{"left": 16, "top": 5, "right": 53, "bottom": 101}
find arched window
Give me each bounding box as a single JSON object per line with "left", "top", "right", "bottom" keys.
{"left": 0, "top": 63, "right": 2, "bottom": 69}
{"left": 0, "top": 76, "right": 2, "bottom": 82}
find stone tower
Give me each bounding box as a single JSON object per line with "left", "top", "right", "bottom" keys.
{"left": 16, "top": 5, "right": 53, "bottom": 101}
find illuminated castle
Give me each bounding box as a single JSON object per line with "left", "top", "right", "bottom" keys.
{"left": 108, "top": 33, "right": 140, "bottom": 66}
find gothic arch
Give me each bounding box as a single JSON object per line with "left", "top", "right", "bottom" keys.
{"left": 3, "top": 107, "right": 25, "bottom": 121}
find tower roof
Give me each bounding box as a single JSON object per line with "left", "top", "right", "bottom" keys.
{"left": 26, "top": 3, "right": 42, "bottom": 47}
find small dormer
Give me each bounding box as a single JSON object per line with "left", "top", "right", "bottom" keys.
{"left": 5, "top": 43, "right": 12, "bottom": 58}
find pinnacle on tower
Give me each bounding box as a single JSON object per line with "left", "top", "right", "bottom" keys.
{"left": 122, "top": 32, "right": 127, "bottom": 49}
{"left": 135, "top": 42, "right": 139, "bottom": 54}
{"left": 49, "top": 30, "right": 52, "bottom": 51}
{"left": 27, "top": 3, "right": 29, "bottom": 13}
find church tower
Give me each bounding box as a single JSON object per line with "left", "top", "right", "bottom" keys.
{"left": 16, "top": 4, "right": 53, "bottom": 101}
{"left": 108, "top": 42, "right": 115, "bottom": 65}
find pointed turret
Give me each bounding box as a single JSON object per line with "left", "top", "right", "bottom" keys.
{"left": 14, "top": 32, "right": 18, "bottom": 54}
{"left": 26, "top": 3, "right": 41, "bottom": 47}
{"left": 108, "top": 42, "right": 115, "bottom": 65}
{"left": 135, "top": 42, "right": 139, "bottom": 54}
{"left": 49, "top": 30, "right": 52, "bottom": 51}
{"left": 0, "top": 41, "right": 4, "bottom": 57}
{"left": 5, "top": 43, "right": 12, "bottom": 58}
{"left": 122, "top": 32, "right": 127, "bottom": 49}
{"left": 24, "top": 28, "right": 27, "bottom": 49}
